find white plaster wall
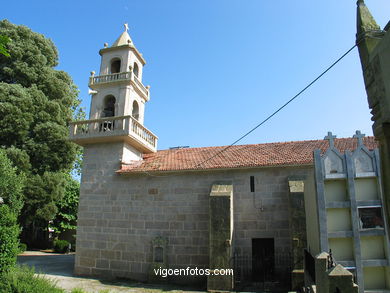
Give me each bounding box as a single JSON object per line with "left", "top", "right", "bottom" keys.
{"left": 355, "top": 178, "right": 378, "bottom": 200}
{"left": 324, "top": 180, "right": 348, "bottom": 202}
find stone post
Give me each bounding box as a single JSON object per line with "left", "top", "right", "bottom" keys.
{"left": 207, "top": 183, "right": 234, "bottom": 292}
{"left": 328, "top": 265, "right": 359, "bottom": 293}
{"left": 288, "top": 177, "right": 307, "bottom": 290}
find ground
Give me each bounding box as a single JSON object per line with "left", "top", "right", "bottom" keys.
{"left": 17, "top": 251, "right": 206, "bottom": 293}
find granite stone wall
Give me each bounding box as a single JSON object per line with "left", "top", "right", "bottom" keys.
{"left": 75, "top": 142, "right": 312, "bottom": 285}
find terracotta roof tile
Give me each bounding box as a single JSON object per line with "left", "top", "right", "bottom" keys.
{"left": 117, "top": 136, "right": 378, "bottom": 173}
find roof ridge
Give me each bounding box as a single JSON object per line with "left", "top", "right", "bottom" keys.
{"left": 156, "top": 136, "right": 376, "bottom": 153}
{"left": 119, "top": 136, "right": 378, "bottom": 173}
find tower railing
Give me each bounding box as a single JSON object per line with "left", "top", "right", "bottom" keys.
{"left": 89, "top": 72, "right": 132, "bottom": 85}
{"left": 133, "top": 75, "right": 148, "bottom": 97}
{"left": 69, "top": 115, "right": 157, "bottom": 152}
{"left": 88, "top": 71, "right": 149, "bottom": 98}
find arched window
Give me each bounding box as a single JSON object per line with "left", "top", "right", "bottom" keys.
{"left": 110, "top": 58, "right": 121, "bottom": 73}
{"left": 103, "top": 95, "right": 116, "bottom": 117}
{"left": 132, "top": 100, "right": 139, "bottom": 120}
{"left": 133, "top": 62, "right": 139, "bottom": 77}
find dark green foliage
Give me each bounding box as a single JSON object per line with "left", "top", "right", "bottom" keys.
{"left": 0, "top": 20, "right": 84, "bottom": 239}
{"left": 0, "top": 35, "right": 10, "bottom": 57}
{"left": 0, "top": 205, "right": 20, "bottom": 273}
{"left": 0, "top": 149, "right": 24, "bottom": 273}
{"left": 52, "top": 174, "right": 79, "bottom": 234}
{"left": 0, "top": 149, "right": 24, "bottom": 214}
{"left": 0, "top": 265, "right": 64, "bottom": 293}
{"left": 53, "top": 239, "right": 70, "bottom": 253}
{"left": 18, "top": 243, "right": 27, "bottom": 253}
{"left": 22, "top": 172, "right": 65, "bottom": 225}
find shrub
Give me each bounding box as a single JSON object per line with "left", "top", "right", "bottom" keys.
{"left": 0, "top": 265, "right": 64, "bottom": 293}
{"left": 0, "top": 149, "right": 24, "bottom": 273}
{"left": 18, "top": 243, "right": 27, "bottom": 253}
{"left": 53, "top": 239, "right": 70, "bottom": 253}
{"left": 0, "top": 205, "right": 20, "bottom": 273}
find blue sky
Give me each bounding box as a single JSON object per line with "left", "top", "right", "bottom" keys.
{"left": 2, "top": 1, "right": 390, "bottom": 150}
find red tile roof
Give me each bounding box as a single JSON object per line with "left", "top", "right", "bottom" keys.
{"left": 117, "top": 136, "right": 378, "bottom": 173}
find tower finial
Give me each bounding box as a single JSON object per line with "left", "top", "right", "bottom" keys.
{"left": 112, "top": 24, "right": 133, "bottom": 47}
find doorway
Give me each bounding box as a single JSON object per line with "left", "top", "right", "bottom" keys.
{"left": 252, "top": 238, "right": 274, "bottom": 282}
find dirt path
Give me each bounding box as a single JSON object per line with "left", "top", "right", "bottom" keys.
{"left": 17, "top": 251, "right": 205, "bottom": 293}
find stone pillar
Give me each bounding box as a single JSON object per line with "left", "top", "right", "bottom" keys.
{"left": 288, "top": 177, "right": 307, "bottom": 291}
{"left": 328, "top": 265, "right": 359, "bottom": 293}
{"left": 207, "top": 183, "right": 234, "bottom": 292}
{"left": 312, "top": 252, "right": 359, "bottom": 293}
{"left": 315, "top": 252, "right": 330, "bottom": 293}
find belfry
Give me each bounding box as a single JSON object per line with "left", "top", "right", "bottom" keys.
{"left": 70, "top": 24, "right": 157, "bottom": 163}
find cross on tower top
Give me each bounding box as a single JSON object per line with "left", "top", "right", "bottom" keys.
{"left": 124, "top": 23, "right": 129, "bottom": 32}
{"left": 353, "top": 130, "right": 365, "bottom": 146}
{"left": 324, "top": 131, "right": 337, "bottom": 148}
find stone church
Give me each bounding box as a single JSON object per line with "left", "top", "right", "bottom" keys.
{"left": 69, "top": 2, "right": 387, "bottom": 291}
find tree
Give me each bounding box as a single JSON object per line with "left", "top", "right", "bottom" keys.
{"left": 0, "top": 35, "right": 10, "bottom": 57}
{"left": 0, "top": 149, "right": 24, "bottom": 273}
{"left": 51, "top": 174, "right": 79, "bottom": 236}
{"left": 0, "top": 20, "right": 83, "bottom": 246}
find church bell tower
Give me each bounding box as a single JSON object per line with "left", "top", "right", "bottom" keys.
{"left": 71, "top": 25, "right": 158, "bottom": 277}
{"left": 69, "top": 24, "right": 158, "bottom": 163}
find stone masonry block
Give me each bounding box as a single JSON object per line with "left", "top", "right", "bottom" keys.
{"left": 91, "top": 268, "right": 113, "bottom": 279}
{"left": 110, "top": 260, "right": 129, "bottom": 271}
{"left": 96, "top": 259, "right": 109, "bottom": 269}
{"left": 122, "top": 251, "right": 145, "bottom": 262}
{"left": 145, "top": 221, "right": 169, "bottom": 229}
{"left": 176, "top": 255, "right": 191, "bottom": 265}
{"left": 76, "top": 249, "right": 100, "bottom": 259}
{"left": 93, "top": 241, "right": 107, "bottom": 249}
{"left": 74, "top": 266, "right": 92, "bottom": 276}
{"left": 79, "top": 257, "right": 96, "bottom": 267}
{"left": 169, "top": 221, "right": 183, "bottom": 230}
{"left": 101, "top": 250, "right": 121, "bottom": 260}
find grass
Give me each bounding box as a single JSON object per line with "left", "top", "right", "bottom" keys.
{"left": 0, "top": 266, "right": 111, "bottom": 293}
{"left": 0, "top": 265, "right": 63, "bottom": 293}
{"left": 71, "top": 289, "right": 110, "bottom": 293}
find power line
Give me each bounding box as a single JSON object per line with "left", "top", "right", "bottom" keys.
{"left": 194, "top": 43, "right": 358, "bottom": 169}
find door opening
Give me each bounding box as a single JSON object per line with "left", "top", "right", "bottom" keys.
{"left": 252, "top": 238, "right": 275, "bottom": 282}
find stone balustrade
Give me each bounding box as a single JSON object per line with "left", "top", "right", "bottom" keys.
{"left": 89, "top": 72, "right": 131, "bottom": 85}
{"left": 133, "top": 74, "right": 148, "bottom": 96}
{"left": 69, "top": 115, "right": 157, "bottom": 153}
{"left": 88, "top": 71, "right": 149, "bottom": 99}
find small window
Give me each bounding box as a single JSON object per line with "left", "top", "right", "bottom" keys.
{"left": 100, "top": 95, "right": 116, "bottom": 132}
{"left": 358, "top": 207, "right": 384, "bottom": 229}
{"left": 110, "top": 59, "right": 121, "bottom": 73}
{"left": 133, "top": 62, "right": 139, "bottom": 77}
{"left": 132, "top": 100, "right": 139, "bottom": 120}
{"left": 103, "top": 95, "right": 116, "bottom": 117}
{"left": 250, "top": 176, "right": 255, "bottom": 192}
{"left": 154, "top": 247, "right": 163, "bottom": 263}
